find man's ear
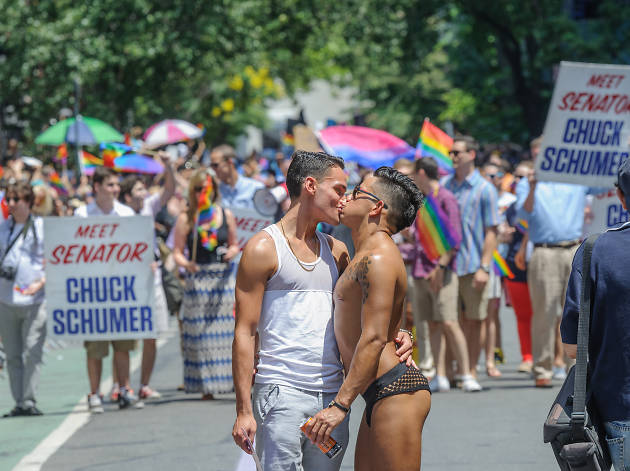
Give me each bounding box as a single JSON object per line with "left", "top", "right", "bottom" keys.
{"left": 617, "top": 187, "right": 628, "bottom": 211}
{"left": 303, "top": 176, "right": 317, "bottom": 196}
{"left": 368, "top": 200, "right": 385, "bottom": 218}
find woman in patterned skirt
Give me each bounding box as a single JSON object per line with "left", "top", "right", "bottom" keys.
{"left": 173, "top": 169, "right": 240, "bottom": 399}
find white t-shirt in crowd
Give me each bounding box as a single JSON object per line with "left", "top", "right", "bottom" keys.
{"left": 74, "top": 200, "right": 135, "bottom": 218}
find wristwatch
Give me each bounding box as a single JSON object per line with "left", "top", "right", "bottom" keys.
{"left": 328, "top": 400, "right": 350, "bottom": 414}
{"left": 480, "top": 264, "right": 491, "bottom": 273}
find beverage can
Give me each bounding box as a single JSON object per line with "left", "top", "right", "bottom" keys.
{"left": 300, "top": 417, "right": 343, "bottom": 459}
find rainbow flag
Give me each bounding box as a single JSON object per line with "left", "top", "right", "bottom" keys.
{"left": 196, "top": 176, "right": 220, "bottom": 251}
{"left": 81, "top": 151, "right": 103, "bottom": 167}
{"left": 414, "top": 194, "right": 460, "bottom": 261}
{"left": 516, "top": 218, "right": 528, "bottom": 234}
{"left": 55, "top": 143, "right": 68, "bottom": 162}
{"left": 281, "top": 132, "right": 294, "bottom": 148}
{"left": 49, "top": 171, "right": 68, "bottom": 195}
{"left": 416, "top": 120, "right": 453, "bottom": 174}
{"left": 101, "top": 142, "right": 132, "bottom": 168}
{"left": 492, "top": 250, "right": 515, "bottom": 279}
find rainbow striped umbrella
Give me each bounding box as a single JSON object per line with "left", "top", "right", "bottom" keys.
{"left": 143, "top": 119, "right": 204, "bottom": 149}
{"left": 318, "top": 126, "right": 415, "bottom": 169}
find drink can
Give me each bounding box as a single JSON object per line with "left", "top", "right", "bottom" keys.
{"left": 300, "top": 417, "right": 343, "bottom": 459}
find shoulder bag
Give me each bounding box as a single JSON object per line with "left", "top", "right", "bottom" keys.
{"left": 543, "top": 234, "right": 611, "bottom": 471}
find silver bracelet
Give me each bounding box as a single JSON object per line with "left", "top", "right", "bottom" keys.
{"left": 399, "top": 328, "right": 414, "bottom": 343}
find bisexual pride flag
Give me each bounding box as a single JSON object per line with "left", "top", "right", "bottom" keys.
{"left": 318, "top": 125, "right": 415, "bottom": 169}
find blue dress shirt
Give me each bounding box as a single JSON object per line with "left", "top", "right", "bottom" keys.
{"left": 219, "top": 175, "right": 265, "bottom": 210}
{"left": 515, "top": 179, "right": 588, "bottom": 244}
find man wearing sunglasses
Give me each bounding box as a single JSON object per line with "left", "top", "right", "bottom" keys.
{"left": 304, "top": 167, "right": 430, "bottom": 470}
{"left": 442, "top": 135, "right": 500, "bottom": 383}
{"left": 209, "top": 144, "right": 264, "bottom": 210}
{"left": 232, "top": 151, "right": 414, "bottom": 470}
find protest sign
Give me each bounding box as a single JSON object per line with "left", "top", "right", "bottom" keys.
{"left": 231, "top": 207, "right": 274, "bottom": 249}
{"left": 44, "top": 215, "right": 155, "bottom": 340}
{"left": 536, "top": 61, "right": 630, "bottom": 187}
{"left": 583, "top": 190, "right": 630, "bottom": 236}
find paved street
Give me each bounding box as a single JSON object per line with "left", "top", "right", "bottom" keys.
{"left": 2, "top": 304, "right": 563, "bottom": 470}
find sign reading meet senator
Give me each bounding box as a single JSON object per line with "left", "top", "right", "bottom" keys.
{"left": 44, "top": 215, "right": 156, "bottom": 340}
{"left": 536, "top": 61, "right": 630, "bottom": 187}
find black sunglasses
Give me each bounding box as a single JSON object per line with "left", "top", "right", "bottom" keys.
{"left": 449, "top": 149, "right": 467, "bottom": 157}
{"left": 6, "top": 196, "right": 23, "bottom": 203}
{"left": 351, "top": 187, "right": 388, "bottom": 209}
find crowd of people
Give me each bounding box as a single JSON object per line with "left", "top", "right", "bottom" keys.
{"left": 0, "top": 127, "right": 623, "bottom": 467}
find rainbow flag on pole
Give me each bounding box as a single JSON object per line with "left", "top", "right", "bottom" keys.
{"left": 196, "top": 175, "right": 220, "bottom": 251}
{"left": 414, "top": 195, "right": 460, "bottom": 261}
{"left": 416, "top": 119, "right": 453, "bottom": 174}
{"left": 492, "top": 250, "right": 515, "bottom": 279}
{"left": 49, "top": 171, "right": 68, "bottom": 195}
{"left": 101, "top": 142, "right": 132, "bottom": 168}
{"left": 55, "top": 144, "right": 68, "bottom": 163}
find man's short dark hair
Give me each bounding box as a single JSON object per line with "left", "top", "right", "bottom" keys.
{"left": 211, "top": 144, "right": 237, "bottom": 163}
{"left": 93, "top": 166, "right": 117, "bottom": 186}
{"left": 373, "top": 166, "right": 425, "bottom": 233}
{"left": 453, "top": 134, "right": 479, "bottom": 153}
{"left": 414, "top": 157, "right": 439, "bottom": 180}
{"left": 119, "top": 175, "right": 143, "bottom": 202}
{"left": 285, "top": 150, "right": 344, "bottom": 199}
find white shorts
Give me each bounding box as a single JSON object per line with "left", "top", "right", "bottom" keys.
{"left": 487, "top": 270, "right": 502, "bottom": 300}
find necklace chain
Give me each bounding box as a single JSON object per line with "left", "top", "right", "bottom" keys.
{"left": 279, "top": 220, "right": 319, "bottom": 272}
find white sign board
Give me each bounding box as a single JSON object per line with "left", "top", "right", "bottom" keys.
{"left": 536, "top": 61, "right": 630, "bottom": 187}
{"left": 44, "top": 216, "right": 155, "bottom": 340}
{"left": 583, "top": 190, "right": 630, "bottom": 236}
{"left": 231, "top": 207, "right": 274, "bottom": 249}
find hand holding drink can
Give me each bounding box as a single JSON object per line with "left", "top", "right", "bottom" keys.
{"left": 300, "top": 417, "right": 343, "bottom": 459}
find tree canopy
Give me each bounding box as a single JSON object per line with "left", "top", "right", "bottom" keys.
{"left": 2, "top": 0, "right": 629, "bottom": 152}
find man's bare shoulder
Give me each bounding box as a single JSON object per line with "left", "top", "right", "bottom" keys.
{"left": 239, "top": 229, "right": 278, "bottom": 278}
{"left": 323, "top": 233, "right": 351, "bottom": 274}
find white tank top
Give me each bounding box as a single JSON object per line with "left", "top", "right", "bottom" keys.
{"left": 255, "top": 224, "right": 344, "bottom": 392}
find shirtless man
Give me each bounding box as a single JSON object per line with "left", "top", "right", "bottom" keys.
{"left": 232, "top": 151, "right": 413, "bottom": 470}
{"left": 305, "top": 167, "right": 431, "bottom": 470}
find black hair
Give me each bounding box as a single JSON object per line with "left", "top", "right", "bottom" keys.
{"left": 285, "top": 150, "right": 344, "bottom": 199}
{"left": 6, "top": 181, "right": 34, "bottom": 207}
{"left": 414, "top": 157, "right": 439, "bottom": 180}
{"left": 92, "top": 166, "right": 117, "bottom": 185}
{"left": 453, "top": 134, "right": 479, "bottom": 153}
{"left": 373, "top": 166, "right": 425, "bottom": 233}
{"left": 119, "top": 175, "right": 144, "bottom": 202}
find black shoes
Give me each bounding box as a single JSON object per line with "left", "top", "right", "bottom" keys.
{"left": 23, "top": 406, "right": 44, "bottom": 416}
{"left": 3, "top": 405, "right": 44, "bottom": 417}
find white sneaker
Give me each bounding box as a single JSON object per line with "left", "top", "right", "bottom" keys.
{"left": 428, "top": 375, "right": 451, "bottom": 393}
{"left": 88, "top": 394, "right": 104, "bottom": 413}
{"left": 459, "top": 375, "right": 483, "bottom": 392}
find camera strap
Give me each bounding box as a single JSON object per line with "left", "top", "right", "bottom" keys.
{"left": 0, "top": 215, "right": 33, "bottom": 269}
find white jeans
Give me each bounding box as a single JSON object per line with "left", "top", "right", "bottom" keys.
{"left": 253, "top": 382, "right": 350, "bottom": 471}
{"left": 0, "top": 301, "right": 46, "bottom": 408}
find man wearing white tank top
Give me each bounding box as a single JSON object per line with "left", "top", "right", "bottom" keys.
{"left": 232, "top": 150, "right": 413, "bottom": 470}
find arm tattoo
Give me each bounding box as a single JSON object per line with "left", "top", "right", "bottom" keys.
{"left": 348, "top": 256, "right": 371, "bottom": 304}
